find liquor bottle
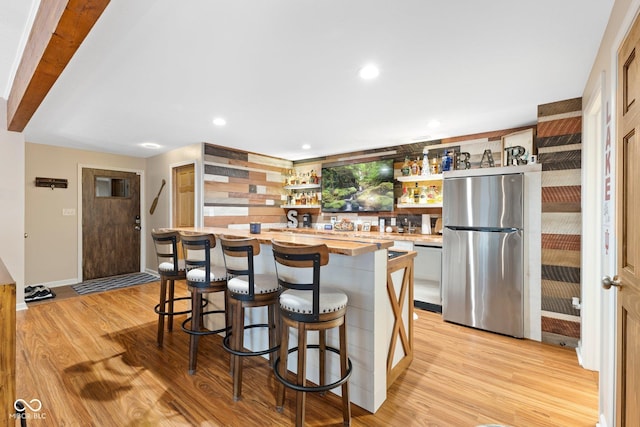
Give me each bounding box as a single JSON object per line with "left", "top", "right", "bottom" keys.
{"left": 430, "top": 155, "right": 439, "bottom": 174}
{"left": 421, "top": 153, "right": 429, "bottom": 175}
{"left": 401, "top": 157, "right": 411, "bottom": 176}
{"left": 411, "top": 158, "right": 418, "bottom": 175}
{"left": 413, "top": 182, "right": 420, "bottom": 203}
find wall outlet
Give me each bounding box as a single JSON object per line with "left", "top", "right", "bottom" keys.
{"left": 62, "top": 208, "right": 76, "bottom": 216}
{"left": 390, "top": 217, "right": 396, "bottom": 226}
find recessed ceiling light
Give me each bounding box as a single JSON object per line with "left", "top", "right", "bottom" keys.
{"left": 213, "top": 117, "right": 227, "bottom": 126}
{"left": 302, "top": 144, "right": 311, "bottom": 150}
{"left": 427, "top": 119, "right": 441, "bottom": 129}
{"left": 359, "top": 64, "right": 379, "bottom": 80}
{"left": 141, "top": 142, "right": 161, "bottom": 149}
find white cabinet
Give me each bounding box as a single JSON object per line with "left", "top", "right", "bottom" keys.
{"left": 413, "top": 244, "right": 442, "bottom": 311}
{"left": 390, "top": 241, "right": 442, "bottom": 312}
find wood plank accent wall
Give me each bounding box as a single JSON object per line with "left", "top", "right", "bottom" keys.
{"left": 537, "top": 97, "right": 582, "bottom": 346}
{"left": 203, "top": 144, "right": 292, "bottom": 228}
{"left": 293, "top": 126, "right": 532, "bottom": 226}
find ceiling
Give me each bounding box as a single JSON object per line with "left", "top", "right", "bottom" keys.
{"left": 2, "top": 0, "right": 614, "bottom": 160}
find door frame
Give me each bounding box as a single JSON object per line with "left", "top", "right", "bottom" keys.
{"left": 76, "top": 164, "right": 146, "bottom": 282}
{"left": 581, "top": 74, "right": 605, "bottom": 371}
{"left": 169, "top": 160, "right": 202, "bottom": 227}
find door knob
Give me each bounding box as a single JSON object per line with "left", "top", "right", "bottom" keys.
{"left": 602, "top": 275, "right": 622, "bottom": 290}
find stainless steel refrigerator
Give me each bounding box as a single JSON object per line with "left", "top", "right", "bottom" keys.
{"left": 442, "top": 173, "right": 524, "bottom": 338}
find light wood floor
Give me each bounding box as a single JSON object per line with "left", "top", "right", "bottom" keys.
{"left": 16, "top": 281, "right": 598, "bottom": 426}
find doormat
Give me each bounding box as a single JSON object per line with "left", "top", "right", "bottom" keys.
{"left": 72, "top": 272, "right": 159, "bottom": 295}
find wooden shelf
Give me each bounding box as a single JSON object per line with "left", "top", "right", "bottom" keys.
{"left": 396, "top": 203, "right": 442, "bottom": 209}
{"left": 281, "top": 204, "right": 321, "bottom": 209}
{"left": 396, "top": 174, "right": 443, "bottom": 182}
{"left": 283, "top": 183, "right": 321, "bottom": 190}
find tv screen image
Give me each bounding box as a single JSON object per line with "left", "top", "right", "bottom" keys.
{"left": 321, "top": 159, "right": 395, "bottom": 212}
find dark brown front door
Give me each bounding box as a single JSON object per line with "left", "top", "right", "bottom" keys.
{"left": 82, "top": 168, "right": 141, "bottom": 280}
{"left": 615, "top": 14, "right": 640, "bottom": 426}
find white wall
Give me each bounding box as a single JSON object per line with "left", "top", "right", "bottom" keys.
{"left": 0, "top": 98, "right": 25, "bottom": 308}
{"left": 25, "top": 142, "right": 145, "bottom": 287}
{"left": 144, "top": 143, "right": 202, "bottom": 272}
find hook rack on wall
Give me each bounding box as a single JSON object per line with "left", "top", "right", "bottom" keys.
{"left": 35, "top": 177, "right": 68, "bottom": 190}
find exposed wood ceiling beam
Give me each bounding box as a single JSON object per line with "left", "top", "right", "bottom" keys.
{"left": 6, "top": 0, "right": 110, "bottom": 132}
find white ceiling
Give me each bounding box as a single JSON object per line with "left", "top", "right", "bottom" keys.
{"left": 2, "top": 0, "right": 614, "bottom": 160}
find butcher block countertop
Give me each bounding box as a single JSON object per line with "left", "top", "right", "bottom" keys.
{"left": 173, "top": 226, "right": 395, "bottom": 257}
{"left": 268, "top": 227, "right": 444, "bottom": 247}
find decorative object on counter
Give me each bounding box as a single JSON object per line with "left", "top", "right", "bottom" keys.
{"left": 529, "top": 154, "right": 538, "bottom": 164}
{"left": 250, "top": 222, "right": 261, "bottom": 234}
{"left": 287, "top": 210, "right": 298, "bottom": 228}
{"left": 421, "top": 214, "right": 431, "bottom": 235}
{"left": 362, "top": 222, "right": 371, "bottom": 232}
{"left": 334, "top": 218, "right": 355, "bottom": 231}
{"left": 302, "top": 213, "right": 312, "bottom": 228}
{"left": 385, "top": 226, "right": 393, "bottom": 233}
{"left": 480, "top": 149, "right": 495, "bottom": 167}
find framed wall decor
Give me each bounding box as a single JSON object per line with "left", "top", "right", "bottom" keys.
{"left": 501, "top": 128, "right": 535, "bottom": 166}
{"left": 361, "top": 222, "right": 371, "bottom": 232}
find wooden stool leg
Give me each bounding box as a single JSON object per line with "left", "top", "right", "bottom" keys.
{"left": 268, "top": 304, "right": 278, "bottom": 367}
{"left": 319, "top": 329, "right": 326, "bottom": 393}
{"left": 340, "top": 322, "right": 351, "bottom": 426}
{"left": 276, "top": 319, "right": 289, "bottom": 412}
{"left": 188, "top": 291, "right": 202, "bottom": 375}
{"left": 296, "top": 322, "right": 307, "bottom": 427}
{"left": 168, "top": 279, "right": 176, "bottom": 332}
{"left": 232, "top": 300, "right": 244, "bottom": 401}
{"left": 157, "top": 276, "right": 168, "bottom": 347}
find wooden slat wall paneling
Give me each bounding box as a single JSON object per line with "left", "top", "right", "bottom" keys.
{"left": 537, "top": 98, "right": 582, "bottom": 346}
{"left": 203, "top": 144, "right": 291, "bottom": 229}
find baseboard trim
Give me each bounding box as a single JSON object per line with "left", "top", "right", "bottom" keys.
{"left": 28, "top": 277, "right": 79, "bottom": 289}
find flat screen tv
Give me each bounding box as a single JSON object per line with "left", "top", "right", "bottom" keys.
{"left": 321, "top": 158, "right": 395, "bottom": 213}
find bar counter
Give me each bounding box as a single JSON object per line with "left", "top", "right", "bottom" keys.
{"left": 173, "top": 226, "right": 415, "bottom": 413}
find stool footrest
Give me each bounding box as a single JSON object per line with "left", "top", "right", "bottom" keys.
{"left": 222, "top": 323, "right": 280, "bottom": 357}
{"left": 274, "top": 345, "right": 353, "bottom": 393}
{"left": 181, "top": 310, "right": 230, "bottom": 336}
{"left": 154, "top": 296, "right": 204, "bottom": 316}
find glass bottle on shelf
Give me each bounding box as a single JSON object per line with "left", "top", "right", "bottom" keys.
{"left": 401, "top": 157, "right": 411, "bottom": 176}
{"left": 400, "top": 187, "right": 410, "bottom": 204}
{"left": 419, "top": 186, "right": 427, "bottom": 204}
{"left": 413, "top": 182, "right": 420, "bottom": 204}
{"left": 430, "top": 155, "right": 439, "bottom": 174}
{"left": 411, "top": 158, "right": 418, "bottom": 175}
{"left": 435, "top": 185, "right": 443, "bottom": 203}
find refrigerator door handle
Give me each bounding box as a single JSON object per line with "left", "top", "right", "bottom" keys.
{"left": 445, "top": 225, "right": 520, "bottom": 233}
